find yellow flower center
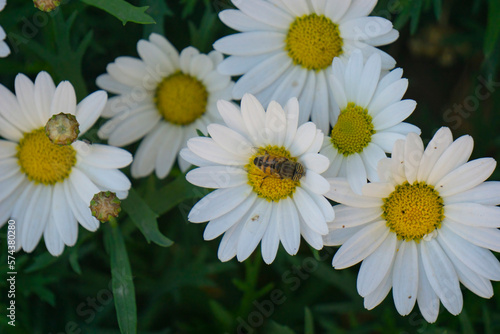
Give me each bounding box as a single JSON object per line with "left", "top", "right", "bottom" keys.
{"left": 330, "top": 102, "right": 375, "bottom": 156}
{"left": 382, "top": 182, "right": 444, "bottom": 241}
{"left": 285, "top": 14, "right": 343, "bottom": 71}
{"left": 155, "top": 71, "right": 208, "bottom": 125}
{"left": 246, "top": 146, "right": 302, "bottom": 202}
{"left": 17, "top": 127, "right": 76, "bottom": 185}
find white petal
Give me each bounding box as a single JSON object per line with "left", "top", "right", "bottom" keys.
{"left": 187, "top": 137, "right": 248, "bottom": 165}
{"left": 363, "top": 267, "right": 393, "bottom": 310}
{"left": 435, "top": 158, "right": 496, "bottom": 197}
{"left": 77, "top": 163, "right": 131, "bottom": 192}
{"left": 438, "top": 224, "right": 500, "bottom": 281}
{"left": 44, "top": 219, "right": 65, "bottom": 256}
{"left": 329, "top": 204, "right": 381, "bottom": 229}
{"left": 14, "top": 74, "right": 39, "bottom": 130}
{"left": 357, "top": 232, "right": 397, "bottom": 296}
{"left": 368, "top": 79, "right": 408, "bottom": 116}
{"left": 50, "top": 81, "right": 77, "bottom": 116}
{"left": 283, "top": 97, "right": 300, "bottom": 148}
{"left": 372, "top": 100, "right": 416, "bottom": 130}
{"left": 76, "top": 91, "right": 107, "bottom": 135}
{"left": 203, "top": 192, "right": 257, "bottom": 240}
{"left": 362, "top": 182, "right": 394, "bottom": 198}
{"left": 64, "top": 180, "right": 99, "bottom": 232}
{"left": 237, "top": 200, "right": 272, "bottom": 261}
{"left": 420, "top": 239, "right": 463, "bottom": 315}
{"left": 288, "top": 122, "right": 317, "bottom": 157}
{"left": 207, "top": 123, "right": 253, "bottom": 157}
{"left": 332, "top": 221, "right": 389, "bottom": 269}
{"left": 416, "top": 127, "right": 453, "bottom": 182}
{"left": 392, "top": 241, "right": 418, "bottom": 316}
{"left": 371, "top": 132, "right": 406, "bottom": 153}
{"left": 219, "top": 9, "right": 277, "bottom": 32}
{"left": 301, "top": 170, "right": 330, "bottom": 195}
{"left": 445, "top": 181, "right": 500, "bottom": 206}
{"left": 445, "top": 203, "right": 500, "bottom": 228}
{"left": 188, "top": 184, "right": 253, "bottom": 223}
{"left": 447, "top": 221, "right": 500, "bottom": 253}
{"left": 403, "top": 132, "right": 424, "bottom": 183}
{"left": 22, "top": 186, "right": 51, "bottom": 252}
{"left": 234, "top": 0, "right": 293, "bottom": 29}
{"left": 278, "top": 198, "right": 301, "bottom": 255}
{"left": 356, "top": 53, "right": 381, "bottom": 108}
{"left": 108, "top": 110, "right": 161, "bottom": 147}
{"left": 344, "top": 50, "right": 364, "bottom": 102}
{"left": 52, "top": 183, "right": 78, "bottom": 246}
{"left": 426, "top": 134, "right": 474, "bottom": 185}
{"left": 261, "top": 208, "right": 280, "bottom": 264}
{"left": 217, "top": 220, "right": 244, "bottom": 262}
{"left": 416, "top": 243, "right": 440, "bottom": 323}
{"left": 293, "top": 187, "right": 328, "bottom": 234}
{"left": 360, "top": 143, "right": 386, "bottom": 182}
{"left": 213, "top": 31, "right": 285, "bottom": 56}
{"left": 325, "top": 178, "right": 382, "bottom": 208}
{"left": 310, "top": 71, "right": 330, "bottom": 134}
{"left": 301, "top": 153, "right": 329, "bottom": 174}
{"left": 265, "top": 101, "right": 287, "bottom": 146}
{"left": 33, "top": 71, "right": 56, "bottom": 124}
{"left": 76, "top": 142, "right": 133, "bottom": 169}
{"left": 346, "top": 153, "right": 367, "bottom": 195}
{"left": 324, "top": 0, "right": 351, "bottom": 21}
{"left": 187, "top": 166, "right": 247, "bottom": 189}
{"left": 130, "top": 123, "right": 165, "bottom": 178}
{"left": 232, "top": 52, "right": 292, "bottom": 99}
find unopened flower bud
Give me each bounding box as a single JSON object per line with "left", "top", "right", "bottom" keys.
{"left": 90, "top": 191, "right": 121, "bottom": 223}
{"left": 33, "top": 0, "right": 61, "bottom": 12}
{"left": 45, "top": 113, "right": 80, "bottom": 145}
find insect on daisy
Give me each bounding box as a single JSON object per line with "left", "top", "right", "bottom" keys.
{"left": 214, "top": 0, "right": 399, "bottom": 133}
{"left": 96, "top": 33, "right": 234, "bottom": 179}
{"left": 324, "top": 127, "right": 500, "bottom": 322}
{"left": 0, "top": 72, "right": 132, "bottom": 256}
{"left": 0, "top": 0, "right": 10, "bottom": 57}
{"left": 181, "top": 94, "right": 334, "bottom": 263}
{"left": 320, "top": 50, "right": 420, "bottom": 194}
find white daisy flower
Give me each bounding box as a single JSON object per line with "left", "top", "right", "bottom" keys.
{"left": 0, "top": 0, "right": 10, "bottom": 57}
{"left": 181, "top": 94, "right": 334, "bottom": 263}
{"left": 324, "top": 127, "right": 500, "bottom": 323}
{"left": 0, "top": 71, "right": 132, "bottom": 256}
{"left": 96, "top": 33, "right": 234, "bottom": 179}
{"left": 213, "top": 0, "right": 399, "bottom": 133}
{"left": 320, "top": 50, "right": 420, "bottom": 194}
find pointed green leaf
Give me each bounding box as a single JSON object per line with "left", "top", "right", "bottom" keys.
{"left": 122, "top": 188, "right": 173, "bottom": 247}
{"left": 105, "top": 225, "right": 137, "bottom": 334}
{"left": 81, "top": 0, "right": 155, "bottom": 25}
{"left": 484, "top": 0, "right": 500, "bottom": 56}
{"left": 304, "top": 307, "right": 314, "bottom": 334}
{"left": 265, "top": 321, "right": 296, "bottom": 334}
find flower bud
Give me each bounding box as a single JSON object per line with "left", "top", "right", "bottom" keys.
{"left": 90, "top": 191, "right": 121, "bottom": 223}
{"left": 45, "top": 113, "right": 80, "bottom": 145}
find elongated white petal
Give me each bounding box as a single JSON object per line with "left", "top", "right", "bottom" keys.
{"left": 392, "top": 241, "right": 418, "bottom": 316}
{"left": 357, "top": 232, "right": 397, "bottom": 296}
{"left": 332, "top": 221, "right": 389, "bottom": 269}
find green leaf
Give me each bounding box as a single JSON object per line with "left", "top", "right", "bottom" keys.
{"left": 122, "top": 188, "right": 173, "bottom": 247}
{"left": 484, "top": 0, "right": 500, "bottom": 56}
{"left": 433, "top": 0, "right": 442, "bottom": 20}
{"left": 105, "top": 225, "right": 137, "bottom": 334}
{"left": 304, "top": 307, "right": 314, "bottom": 334}
{"left": 81, "top": 0, "right": 155, "bottom": 25}
{"left": 69, "top": 249, "right": 82, "bottom": 275}
{"left": 409, "top": 0, "right": 423, "bottom": 34}
{"left": 143, "top": 173, "right": 207, "bottom": 216}
{"left": 209, "top": 300, "right": 234, "bottom": 330}
{"left": 188, "top": 7, "right": 220, "bottom": 53}
{"left": 265, "top": 321, "right": 296, "bottom": 334}
{"left": 140, "top": 0, "right": 173, "bottom": 37}
{"left": 24, "top": 253, "right": 58, "bottom": 273}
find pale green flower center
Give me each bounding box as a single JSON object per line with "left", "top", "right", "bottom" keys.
{"left": 330, "top": 102, "right": 375, "bottom": 156}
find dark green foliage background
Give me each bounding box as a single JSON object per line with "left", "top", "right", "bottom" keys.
{"left": 0, "top": 0, "right": 499, "bottom": 333}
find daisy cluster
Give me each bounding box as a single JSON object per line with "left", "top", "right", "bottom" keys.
{"left": 0, "top": 0, "right": 498, "bottom": 325}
